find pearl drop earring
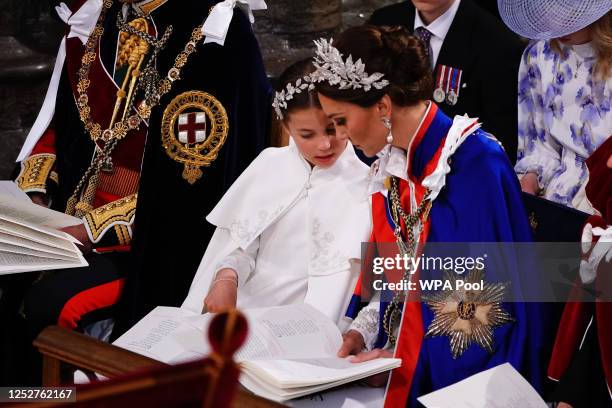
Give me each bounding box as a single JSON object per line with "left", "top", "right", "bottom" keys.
{"left": 382, "top": 117, "right": 393, "bottom": 144}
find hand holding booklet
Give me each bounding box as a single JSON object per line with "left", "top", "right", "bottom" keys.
{"left": 113, "top": 303, "right": 402, "bottom": 402}
{"left": 0, "top": 181, "right": 87, "bottom": 275}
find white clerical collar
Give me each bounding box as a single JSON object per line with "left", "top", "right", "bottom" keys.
{"left": 414, "top": 0, "right": 461, "bottom": 42}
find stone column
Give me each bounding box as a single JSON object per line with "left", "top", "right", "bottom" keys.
{"left": 254, "top": 0, "right": 343, "bottom": 78}
{"left": 342, "top": 0, "right": 398, "bottom": 27}
{"left": 0, "top": 0, "right": 62, "bottom": 178}
{"left": 253, "top": 0, "right": 401, "bottom": 78}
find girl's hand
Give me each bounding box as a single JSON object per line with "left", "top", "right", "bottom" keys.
{"left": 203, "top": 269, "right": 238, "bottom": 313}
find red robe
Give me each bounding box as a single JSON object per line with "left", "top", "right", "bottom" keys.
{"left": 548, "top": 136, "right": 612, "bottom": 391}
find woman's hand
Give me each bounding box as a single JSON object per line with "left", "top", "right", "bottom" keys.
{"left": 59, "top": 224, "right": 92, "bottom": 255}
{"left": 349, "top": 348, "right": 393, "bottom": 363}
{"left": 203, "top": 269, "right": 238, "bottom": 313}
{"left": 557, "top": 403, "right": 573, "bottom": 408}
{"left": 350, "top": 348, "right": 394, "bottom": 387}
{"left": 338, "top": 331, "right": 394, "bottom": 387}
{"left": 520, "top": 172, "right": 540, "bottom": 195}
{"left": 337, "top": 329, "right": 366, "bottom": 357}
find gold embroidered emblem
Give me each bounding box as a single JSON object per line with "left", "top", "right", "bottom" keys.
{"left": 161, "top": 91, "right": 229, "bottom": 184}
{"left": 423, "top": 268, "right": 514, "bottom": 359}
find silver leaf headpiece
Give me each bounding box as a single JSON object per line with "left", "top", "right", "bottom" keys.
{"left": 310, "top": 38, "right": 390, "bottom": 92}
{"left": 272, "top": 76, "right": 316, "bottom": 120}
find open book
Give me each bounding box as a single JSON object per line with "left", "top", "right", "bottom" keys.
{"left": 0, "top": 181, "right": 87, "bottom": 274}
{"left": 114, "top": 304, "right": 401, "bottom": 402}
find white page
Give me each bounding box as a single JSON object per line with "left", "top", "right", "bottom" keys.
{"left": 0, "top": 193, "right": 82, "bottom": 228}
{"left": 288, "top": 383, "right": 385, "bottom": 408}
{"left": 239, "top": 358, "right": 400, "bottom": 402}
{"left": 0, "top": 181, "right": 30, "bottom": 201}
{"left": 0, "top": 219, "right": 79, "bottom": 251}
{"left": 119, "top": 304, "right": 343, "bottom": 365}
{"left": 185, "top": 304, "right": 343, "bottom": 361}
{"left": 417, "top": 363, "right": 547, "bottom": 408}
{"left": 243, "top": 357, "right": 402, "bottom": 388}
{"left": 0, "top": 213, "right": 81, "bottom": 244}
{"left": 0, "top": 232, "right": 78, "bottom": 259}
{"left": 113, "top": 306, "right": 208, "bottom": 363}
{"left": 0, "top": 250, "right": 87, "bottom": 275}
{"left": 0, "top": 241, "right": 79, "bottom": 262}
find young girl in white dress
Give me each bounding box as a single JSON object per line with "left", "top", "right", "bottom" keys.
{"left": 182, "top": 60, "right": 372, "bottom": 325}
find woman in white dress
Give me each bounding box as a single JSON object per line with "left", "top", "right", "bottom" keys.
{"left": 182, "top": 60, "right": 372, "bottom": 325}
{"left": 504, "top": 3, "right": 612, "bottom": 212}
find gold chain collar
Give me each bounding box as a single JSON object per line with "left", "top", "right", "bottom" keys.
{"left": 382, "top": 176, "right": 432, "bottom": 345}
{"left": 66, "top": 1, "right": 206, "bottom": 216}
{"left": 74, "top": 0, "right": 205, "bottom": 144}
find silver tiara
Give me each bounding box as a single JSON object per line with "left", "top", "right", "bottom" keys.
{"left": 310, "top": 38, "right": 390, "bottom": 92}
{"left": 272, "top": 38, "right": 389, "bottom": 120}
{"left": 272, "top": 76, "right": 316, "bottom": 120}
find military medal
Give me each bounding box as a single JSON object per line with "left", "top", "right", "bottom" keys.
{"left": 446, "top": 67, "right": 462, "bottom": 106}
{"left": 433, "top": 65, "right": 447, "bottom": 103}
{"left": 423, "top": 268, "right": 514, "bottom": 359}
{"left": 443, "top": 66, "right": 453, "bottom": 105}
{"left": 433, "top": 87, "right": 446, "bottom": 103}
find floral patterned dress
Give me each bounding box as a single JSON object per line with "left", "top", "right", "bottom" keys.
{"left": 515, "top": 40, "right": 611, "bottom": 211}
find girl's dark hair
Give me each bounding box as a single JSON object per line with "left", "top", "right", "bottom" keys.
{"left": 315, "top": 25, "right": 433, "bottom": 107}
{"left": 277, "top": 58, "right": 320, "bottom": 121}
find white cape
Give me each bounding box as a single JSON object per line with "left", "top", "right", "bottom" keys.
{"left": 182, "top": 141, "right": 372, "bottom": 324}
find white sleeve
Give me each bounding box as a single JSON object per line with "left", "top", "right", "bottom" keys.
{"left": 214, "top": 236, "right": 259, "bottom": 287}
{"left": 348, "top": 293, "right": 381, "bottom": 351}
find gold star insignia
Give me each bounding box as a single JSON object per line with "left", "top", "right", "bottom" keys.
{"left": 423, "top": 268, "right": 514, "bottom": 359}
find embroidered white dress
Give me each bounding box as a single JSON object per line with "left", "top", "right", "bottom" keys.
{"left": 515, "top": 40, "right": 612, "bottom": 211}
{"left": 182, "top": 142, "right": 372, "bottom": 326}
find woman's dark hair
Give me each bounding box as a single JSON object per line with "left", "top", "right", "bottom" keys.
{"left": 276, "top": 58, "right": 320, "bottom": 121}
{"left": 315, "top": 25, "right": 433, "bottom": 107}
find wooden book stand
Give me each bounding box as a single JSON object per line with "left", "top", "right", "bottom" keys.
{"left": 7, "top": 310, "right": 283, "bottom": 408}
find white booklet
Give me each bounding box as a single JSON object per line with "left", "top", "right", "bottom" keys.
{"left": 417, "top": 363, "right": 547, "bottom": 408}
{"left": 114, "top": 304, "right": 401, "bottom": 402}
{"left": 0, "top": 184, "right": 87, "bottom": 275}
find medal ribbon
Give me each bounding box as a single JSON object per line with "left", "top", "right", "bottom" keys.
{"left": 444, "top": 66, "right": 453, "bottom": 96}
{"left": 435, "top": 65, "right": 446, "bottom": 92}
{"left": 454, "top": 69, "right": 462, "bottom": 99}
{"left": 450, "top": 68, "right": 458, "bottom": 96}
